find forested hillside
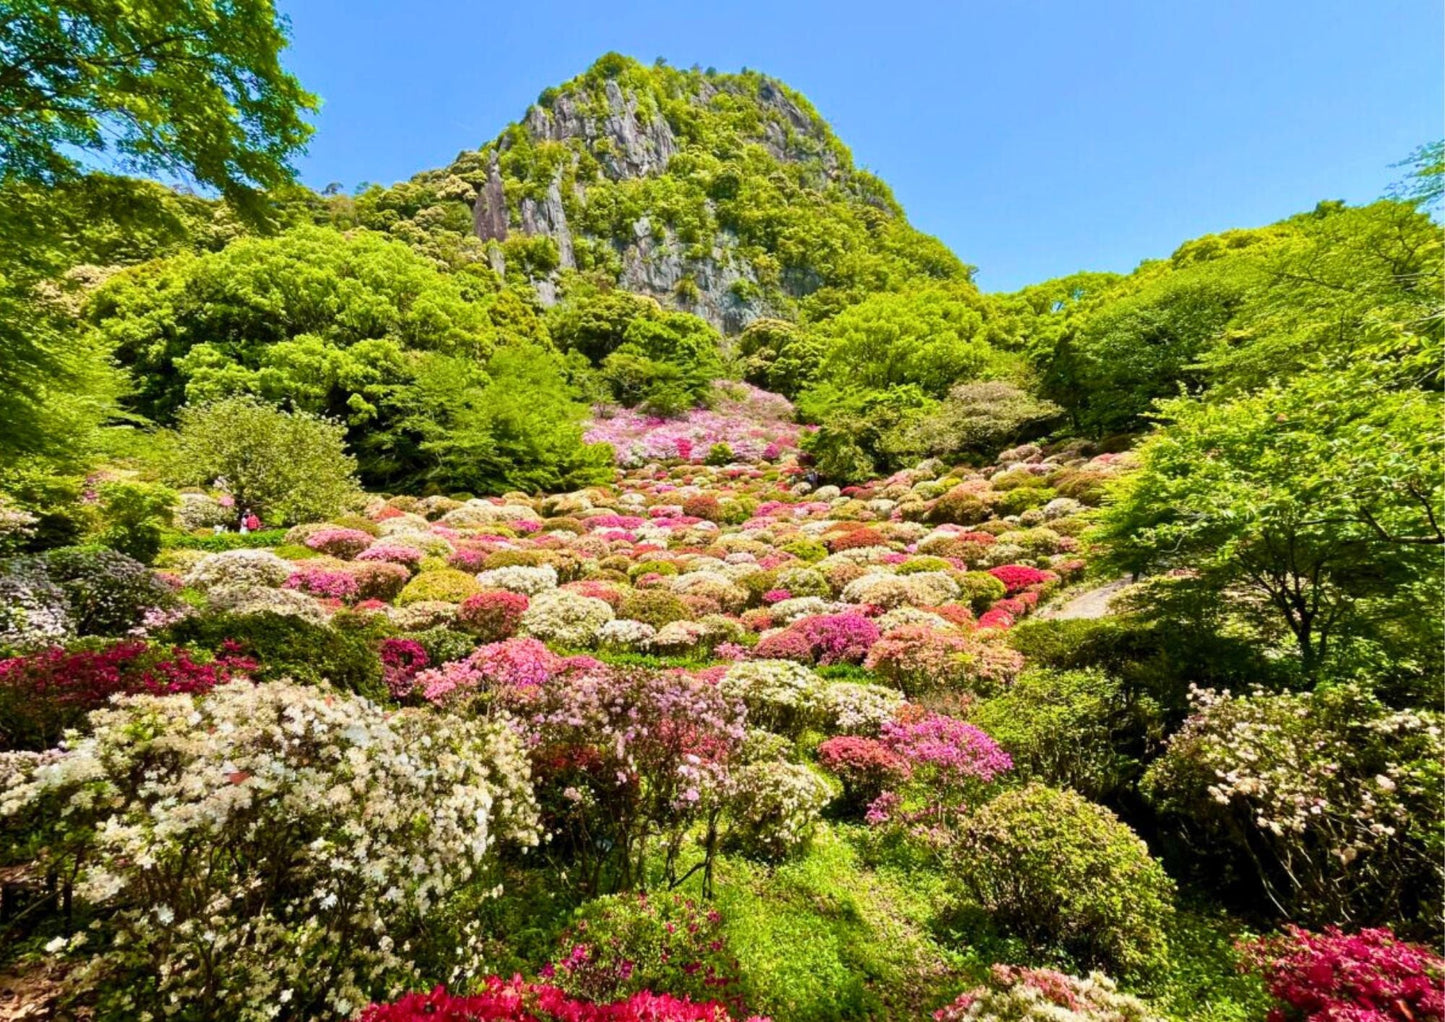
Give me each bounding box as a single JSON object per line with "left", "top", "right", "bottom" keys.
{"left": 1, "top": 27, "right": 1442, "bottom": 1022}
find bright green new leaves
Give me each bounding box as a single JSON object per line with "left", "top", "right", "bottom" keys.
{"left": 1095, "top": 367, "right": 1444, "bottom": 680}
{"left": 91, "top": 226, "right": 513, "bottom": 487}
{"left": 0, "top": 0, "right": 316, "bottom": 212}
{"left": 171, "top": 397, "right": 360, "bottom": 526}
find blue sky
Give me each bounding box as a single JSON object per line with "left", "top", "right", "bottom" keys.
{"left": 277, "top": 0, "right": 1442, "bottom": 292}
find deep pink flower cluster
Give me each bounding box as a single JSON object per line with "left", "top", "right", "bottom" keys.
{"left": 0, "top": 640, "right": 254, "bottom": 749}
{"left": 283, "top": 564, "right": 361, "bottom": 601}
{"left": 1240, "top": 926, "right": 1445, "bottom": 1022}
{"left": 379, "top": 638, "right": 429, "bottom": 699}
{"left": 817, "top": 736, "right": 911, "bottom": 807}
{"left": 879, "top": 710, "right": 1012, "bottom": 785}
{"left": 358, "top": 979, "right": 765, "bottom": 1022}
{"left": 303, "top": 527, "right": 374, "bottom": 559}
{"left": 986, "top": 564, "right": 1057, "bottom": 594}
{"left": 458, "top": 590, "right": 530, "bottom": 642}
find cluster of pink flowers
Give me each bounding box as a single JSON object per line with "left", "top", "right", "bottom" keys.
{"left": 1240, "top": 926, "right": 1445, "bottom": 1022}
{"left": 880, "top": 710, "right": 1013, "bottom": 785}
{"left": 303, "top": 527, "right": 374, "bottom": 559}
{"left": 458, "top": 590, "right": 530, "bottom": 642}
{"left": 359, "top": 979, "right": 766, "bottom": 1022}
{"left": 413, "top": 638, "right": 591, "bottom": 705}
{"left": 584, "top": 386, "right": 800, "bottom": 467}
{"left": 379, "top": 638, "right": 429, "bottom": 699}
{"left": 357, "top": 543, "right": 425, "bottom": 567}
{"left": 755, "top": 613, "right": 881, "bottom": 666}
{"left": 283, "top": 564, "right": 361, "bottom": 600}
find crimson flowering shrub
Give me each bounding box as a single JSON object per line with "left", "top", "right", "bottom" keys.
{"left": 358, "top": 542, "right": 427, "bottom": 568}
{"left": 543, "top": 892, "right": 742, "bottom": 1008}
{"left": 526, "top": 666, "right": 746, "bottom": 894}
{"left": 827, "top": 527, "right": 887, "bottom": 553}
{"left": 1239, "top": 925, "right": 1444, "bottom": 1022}
{"left": 358, "top": 978, "right": 762, "bottom": 1021}
{"left": 817, "top": 735, "right": 911, "bottom": 811}
{"left": 986, "top": 565, "right": 1057, "bottom": 595}
{"left": 379, "top": 638, "right": 430, "bottom": 700}
{"left": 304, "top": 527, "right": 374, "bottom": 559}
{"left": 0, "top": 640, "right": 254, "bottom": 749}
{"left": 459, "top": 590, "right": 530, "bottom": 641}
{"left": 762, "top": 612, "right": 880, "bottom": 666}
{"left": 864, "top": 626, "right": 1022, "bottom": 696}
{"left": 751, "top": 627, "right": 815, "bottom": 663}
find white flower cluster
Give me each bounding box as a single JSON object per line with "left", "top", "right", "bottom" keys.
{"left": 0, "top": 564, "right": 73, "bottom": 650}
{"left": 0, "top": 681, "right": 539, "bottom": 1021}
{"left": 206, "top": 583, "right": 328, "bottom": 623}
{"left": 183, "top": 548, "right": 293, "bottom": 592}
{"left": 174, "top": 492, "right": 232, "bottom": 531}
{"left": 817, "top": 682, "right": 905, "bottom": 736}
{"left": 519, "top": 589, "right": 614, "bottom": 647}
{"left": 476, "top": 564, "right": 558, "bottom": 596}
{"left": 442, "top": 501, "right": 542, "bottom": 528}
{"left": 596, "top": 618, "right": 657, "bottom": 650}
{"left": 726, "top": 761, "right": 832, "bottom": 859}
{"left": 719, "top": 660, "right": 824, "bottom": 737}
{"left": 940, "top": 969, "right": 1162, "bottom": 1022}
{"left": 842, "top": 571, "right": 959, "bottom": 608}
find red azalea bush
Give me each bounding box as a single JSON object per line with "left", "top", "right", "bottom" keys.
{"left": 459, "top": 590, "right": 531, "bottom": 641}
{"left": 360, "top": 978, "right": 763, "bottom": 1021}
{"left": 752, "top": 627, "right": 815, "bottom": 663}
{"left": 987, "top": 564, "right": 1057, "bottom": 595}
{"left": 1240, "top": 926, "right": 1445, "bottom": 1022}
{"left": 827, "top": 527, "right": 887, "bottom": 553}
{"left": 0, "top": 640, "right": 254, "bottom": 749}
{"left": 817, "top": 735, "right": 911, "bottom": 811}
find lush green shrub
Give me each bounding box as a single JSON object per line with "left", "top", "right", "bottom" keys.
{"left": 968, "top": 669, "right": 1143, "bottom": 801}
{"left": 92, "top": 480, "right": 176, "bottom": 564}
{"left": 547, "top": 892, "right": 742, "bottom": 1007}
{"left": 41, "top": 545, "right": 173, "bottom": 636}
{"left": 167, "top": 611, "right": 385, "bottom": 699}
{"left": 618, "top": 589, "right": 690, "bottom": 628}
{"left": 397, "top": 568, "right": 483, "bottom": 606}
{"left": 170, "top": 396, "right": 361, "bottom": 526}
{"left": 958, "top": 571, "right": 1007, "bottom": 613}
{"left": 950, "top": 783, "right": 1175, "bottom": 980}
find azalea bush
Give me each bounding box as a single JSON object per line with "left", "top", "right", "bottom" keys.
{"left": 932, "top": 964, "right": 1163, "bottom": 1022}
{"left": 949, "top": 783, "right": 1175, "bottom": 980}
{"left": 545, "top": 892, "right": 743, "bottom": 1007}
{"left": 1143, "top": 684, "right": 1444, "bottom": 930}
{"left": 527, "top": 666, "right": 746, "bottom": 894}
{"left": 1238, "top": 925, "right": 1445, "bottom": 1022}
{"left": 0, "top": 639, "right": 255, "bottom": 750}
{"left": 0, "top": 681, "right": 540, "bottom": 1021}
{"left": 358, "top": 979, "right": 761, "bottom": 1022}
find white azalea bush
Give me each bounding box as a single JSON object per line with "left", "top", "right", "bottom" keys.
{"left": 182, "top": 548, "right": 294, "bottom": 592}
{"left": 0, "top": 681, "right": 539, "bottom": 1022}
{"left": 475, "top": 564, "right": 559, "bottom": 596}
{"left": 519, "top": 589, "right": 614, "bottom": 647}
{"left": 726, "top": 761, "right": 833, "bottom": 860}
{"left": 719, "top": 660, "right": 824, "bottom": 737}
{"left": 817, "top": 681, "right": 906, "bottom": 736}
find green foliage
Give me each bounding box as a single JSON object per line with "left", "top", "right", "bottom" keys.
{"left": 167, "top": 611, "right": 385, "bottom": 699}
{"left": 169, "top": 397, "right": 361, "bottom": 527}
{"left": 1093, "top": 365, "right": 1444, "bottom": 682}
{"left": 968, "top": 669, "right": 1142, "bottom": 802}
{"left": 40, "top": 545, "right": 173, "bottom": 636}
{"left": 906, "top": 382, "right": 1063, "bottom": 461}
{"left": 0, "top": 0, "right": 316, "bottom": 210}
{"left": 950, "top": 783, "right": 1175, "bottom": 980}
{"left": 397, "top": 569, "right": 483, "bottom": 606}
{"left": 92, "top": 480, "right": 176, "bottom": 564}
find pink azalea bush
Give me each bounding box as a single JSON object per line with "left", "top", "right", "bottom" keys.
{"left": 304, "top": 527, "right": 374, "bottom": 559}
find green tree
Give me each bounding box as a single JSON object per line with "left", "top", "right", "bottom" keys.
{"left": 0, "top": 0, "right": 316, "bottom": 209}
{"left": 1095, "top": 367, "right": 1443, "bottom": 680}
{"left": 170, "top": 397, "right": 360, "bottom": 525}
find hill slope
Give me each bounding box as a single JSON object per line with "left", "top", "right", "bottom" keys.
{"left": 349, "top": 54, "right": 969, "bottom": 331}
